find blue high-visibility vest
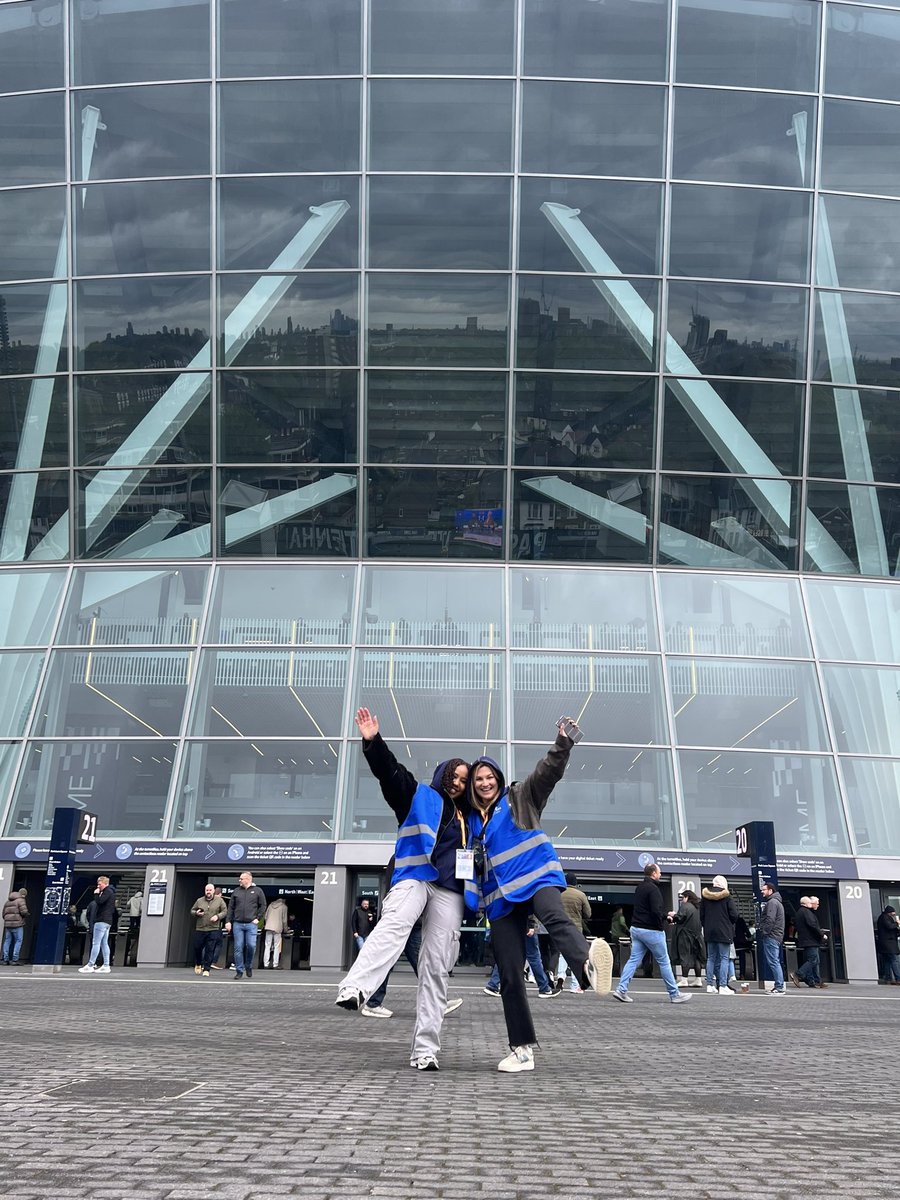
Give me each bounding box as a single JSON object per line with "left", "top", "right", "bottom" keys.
{"left": 469, "top": 796, "right": 565, "bottom": 919}
{"left": 392, "top": 783, "right": 477, "bottom": 911}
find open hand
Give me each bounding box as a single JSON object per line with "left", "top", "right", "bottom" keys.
{"left": 355, "top": 707, "right": 379, "bottom": 740}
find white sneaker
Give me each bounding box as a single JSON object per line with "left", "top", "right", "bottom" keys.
{"left": 361, "top": 1004, "right": 392, "bottom": 1019}
{"left": 498, "top": 1045, "right": 534, "bottom": 1073}
{"left": 77, "top": 964, "right": 95, "bottom": 973}
{"left": 335, "top": 986, "right": 363, "bottom": 1011}
{"left": 586, "top": 938, "right": 614, "bottom": 996}
{"left": 413, "top": 1055, "right": 439, "bottom": 1071}
{"left": 675, "top": 977, "right": 689, "bottom": 988}
{"left": 194, "top": 965, "right": 202, "bottom": 975}
{"left": 95, "top": 965, "right": 111, "bottom": 974}
{"left": 706, "top": 984, "right": 718, "bottom": 993}
{"left": 444, "top": 997, "right": 464, "bottom": 1016}
{"left": 718, "top": 986, "right": 733, "bottom": 996}
{"left": 688, "top": 979, "right": 704, "bottom": 988}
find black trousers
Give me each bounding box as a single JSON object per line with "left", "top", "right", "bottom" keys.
{"left": 490, "top": 886, "right": 590, "bottom": 1048}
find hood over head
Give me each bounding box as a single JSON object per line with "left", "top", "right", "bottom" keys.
{"left": 430, "top": 757, "right": 468, "bottom": 803}
{"left": 702, "top": 883, "right": 730, "bottom": 900}
{"left": 465, "top": 755, "right": 506, "bottom": 813}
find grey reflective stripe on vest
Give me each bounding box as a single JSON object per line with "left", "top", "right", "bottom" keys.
{"left": 487, "top": 833, "right": 547, "bottom": 869}
{"left": 482, "top": 863, "right": 560, "bottom": 908}
{"left": 399, "top": 823, "right": 437, "bottom": 838}
{"left": 394, "top": 853, "right": 433, "bottom": 868}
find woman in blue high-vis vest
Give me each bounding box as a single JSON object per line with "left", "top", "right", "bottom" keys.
{"left": 467, "top": 720, "right": 614, "bottom": 1073}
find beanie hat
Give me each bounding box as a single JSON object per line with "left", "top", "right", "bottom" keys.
{"left": 712, "top": 874, "right": 728, "bottom": 889}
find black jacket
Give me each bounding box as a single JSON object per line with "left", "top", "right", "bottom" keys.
{"left": 351, "top": 905, "right": 375, "bottom": 938}
{"left": 226, "top": 884, "right": 266, "bottom": 924}
{"left": 93, "top": 885, "right": 117, "bottom": 926}
{"left": 631, "top": 878, "right": 667, "bottom": 931}
{"left": 699, "top": 886, "right": 739, "bottom": 944}
{"left": 759, "top": 891, "right": 785, "bottom": 942}
{"left": 794, "top": 906, "right": 825, "bottom": 949}
{"left": 674, "top": 902, "right": 705, "bottom": 962}
{"left": 876, "top": 910, "right": 900, "bottom": 956}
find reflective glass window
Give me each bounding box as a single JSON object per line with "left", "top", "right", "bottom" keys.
{"left": 7, "top": 740, "right": 176, "bottom": 837}
{"left": 367, "top": 275, "right": 509, "bottom": 369}
{"left": 57, "top": 567, "right": 208, "bottom": 646}
{"left": 75, "top": 372, "right": 211, "bottom": 469}
{"left": 674, "top": 0, "right": 819, "bottom": 92}
{"left": 368, "top": 177, "right": 511, "bottom": 271}
{"left": 219, "top": 0, "right": 361, "bottom": 78}
{"left": 72, "top": 0, "right": 211, "bottom": 86}
{"left": 1, "top": 376, "right": 68, "bottom": 469}
{"left": 217, "top": 467, "right": 358, "bottom": 559}
{"left": 680, "top": 749, "right": 848, "bottom": 853}
{"left": 75, "top": 180, "right": 211, "bottom": 277}
{"left": 0, "top": 282, "right": 67, "bottom": 376}
{"left": 804, "top": 578, "right": 900, "bottom": 662}
{"left": 73, "top": 85, "right": 211, "bottom": 180}
{"left": 219, "top": 80, "right": 360, "bottom": 174}
{"left": 369, "top": 80, "right": 513, "bottom": 172}
{"left": 219, "top": 370, "right": 357, "bottom": 465}
{"left": 206, "top": 564, "right": 356, "bottom": 645}
{"left": 0, "top": 93, "right": 65, "bottom": 185}
{"left": 366, "top": 371, "right": 506, "bottom": 466}
{"left": 821, "top": 98, "right": 900, "bottom": 198}
{"left": 367, "top": 467, "right": 504, "bottom": 560}
{"left": 658, "top": 475, "right": 800, "bottom": 572}
{"left": 840, "top": 757, "right": 900, "bottom": 857}
{"left": 662, "top": 379, "right": 804, "bottom": 476}
{"left": 218, "top": 275, "right": 358, "bottom": 369}
{"left": 523, "top": 0, "right": 669, "bottom": 83}
{"left": 804, "top": 481, "right": 900, "bottom": 578}
{"left": 515, "top": 374, "right": 656, "bottom": 471}
{"left": 0, "top": 471, "right": 69, "bottom": 561}
{"left": 808, "top": 386, "right": 899, "bottom": 486}
{"left": 666, "top": 282, "right": 807, "bottom": 381}
{"left": 218, "top": 177, "right": 359, "bottom": 271}
{"left": 823, "top": 664, "right": 900, "bottom": 756}
{"left": 826, "top": 3, "right": 900, "bottom": 103}
{"left": 0, "top": 186, "right": 65, "bottom": 282}
{"left": 75, "top": 277, "right": 211, "bottom": 373}
{"left": 814, "top": 291, "right": 900, "bottom": 390}
{"left": 510, "top": 567, "right": 658, "bottom": 651}
{"left": 511, "top": 470, "right": 653, "bottom": 564}
{"left": 0, "top": 570, "right": 66, "bottom": 645}
{"left": 0, "top": 742, "right": 21, "bottom": 825}
{"left": 0, "top": 0, "right": 63, "bottom": 94}
{"left": 517, "top": 277, "right": 658, "bottom": 373}
{"left": 360, "top": 565, "right": 503, "bottom": 647}
{"left": 370, "top": 0, "right": 515, "bottom": 74}
{"left": 668, "top": 185, "right": 811, "bottom": 285}
{"left": 672, "top": 89, "right": 815, "bottom": 188}
{"left": 659, "top": 573, "right": 811, "bottom": 657}
{"left": 519, "top": 179, "right": 661, "bottom": 276}
{"left": 819, "top": 195, "right": 900, "bottom": 294}
{"left": 75, "top": 467, "right": 212, "bottom": 560}
{"left": 521, "top": 81, "right": 665, "bottom": 178}
{"left": 0, "top": 651, "right": 43, "bottom": 736}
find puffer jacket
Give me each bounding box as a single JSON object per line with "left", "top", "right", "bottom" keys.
{"left": 699, "top": 885, "right": 740, "bottom": 944}
{"left": 1, "top": 891, "right": 28, "bottom": 928}
{"left": 759, "top": 890, "right": 786, "bottom": 942}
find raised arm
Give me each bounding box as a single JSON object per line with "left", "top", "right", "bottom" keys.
{"left": 356, "top": 706, "right": 419, "bottom": 822}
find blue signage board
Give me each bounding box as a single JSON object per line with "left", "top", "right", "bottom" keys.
{"left": 31, "top": 809, "right": 80, "bottom": 969}
{"left": 0, "top": 837, "right": 337, "bottom": 868}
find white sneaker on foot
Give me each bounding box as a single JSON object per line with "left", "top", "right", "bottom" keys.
{"left": 95, "top": 965, "right": 111, "bottom": 974}
{"left": 413, "top": 1055, "right": 439, "bottom": 1071}
{"left": 444, "top": 997, "right": 464, "bottom": 1016}
{"left": 361, "top": 1004, "right": 392, "bottom": 1018}
{"left": 718, "top": 986, "right": 733, "bottom": 996}
{"left": 611, "top": 989, "right": 633, "bottom": 1003}
{"left": 77, "top": 964, "right": 95, "bottom": 973}
{"left": 586, "top": 938, "right": 614, "bottom": 996}
{"left": 498, "top": 1045, "right": 534, "bottom": 1073}
{"left": 706, "top": 984, "right": 718, "bottom": 993}
{"left": 335, "top": 985, "right": 363, "bottom": 1011}
{"left": 675, "top": 977, "right": 689, "bottom": 988}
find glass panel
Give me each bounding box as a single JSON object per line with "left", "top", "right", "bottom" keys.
{"left": 188, "top": 648, "right": 349, "bottom": 737}
{"left": 840, "top": 757, "right": 900, "bottom": 857}
{"left": 75, "top": 180, "right": 211, "bottom": 277}
{"left": 0, "top": 742, "right": 20, "bottom": 825}
{"left": 219, "top": 370, "right": 357, "bottom": 464}
{"left": 0, "top": 651, "right": 43, "bottom": 735}
{"left": 803, "top": 481, "right": 900, "bottom": 578}
{"left": 359, "top": 565, "right": 503, "bottom": 647}
{"left": 804, "top": 577, "right": 900, "bottom": 662}
{"left": 523, "top": 0, "right": 669, "bottom": 82}
{"left": 521, "top": 81, "right": 666, "bottom": 178}
{"left": 663, "top": 380, "right": 804, "bottom": 476}
{"left": 72, "top": 0, "right": 210, "bottom": 86}
{"left": 668, "top": 185, "right": 811, "bottom": 285}
{"left": 75, "top": 467, "right": 212, "bottom": 560}
{"left": 659, "top": 573, "right": 810, "bottom": 657}
{"left": 0, "top": 0, "right": 63, "bottom": 94}
{"left": 7, "top": 740, "right": 176, "bottom": 836}
{"left": 514, "top": 374, "right": 656, "bottom": 470}
{"left": 0, "top": 92, "right": 65, "bottom": 185}
{"left": 73, "top": 84, "right": 211, "bottom": 180}
{"left": 0, "top": 471, "right": 69, "bottom": 561}
{"left": 0, "top": 569, "right": 66, "bottom": 645}
{"left": 818, "top": 195, "right": 900, "bottom": 294}
{"left": 823, "top": 664, "right": 900, "bottom": 755}
{"left": 821, "top": 97, "right": 900, "bottom": 198}
{"left": 207, "top": 564, "right": 356, "bottom": 644}
{"left": 673, "top": 88, "right": 815, "bottom": 187}
{"left": 369, "top": 79, "right": 513, "bottom": 172}
{"left": 0, "top": 187, "right": 65, "bottom": 282}
{"left": 674, "top": 0, "right": 820, "bottom": 91}
{"left": 33, "top": 648, "right": 191, "bottom": 737}
{"left": 808, "top": 386, "right": 899, "bottom": 486}
{"left": 826, "top": 3, "right": 900, "bottom": 103}
{"left": 368, "top": 177, "right": 511, "bottom": 271}
{"left": 680, "top": 749, "right": 848, "bottom": 853}
{"left": 219, "top": 80, "right": 360, "bottom": 174}
{"left": 666, "top": 281, "right": 807, "bottom": 380}
{"left": 517, "top": 277, "right": 659, "bottom": 373}
{"left": 75, "top": 276, "right": 211, "bottom": 373}
{"left": 510, "top": 567, "right": 658, "bottom": 650}
{"left": 519, "top": 178, "right": 661, "bottom": 276}
{"left": 813, "top": 291, "right": 900, "bottom": 389}
{"left": 218, "top": 176, "right": 359, "bottom": 271}
{"left": 173, "top": 739, "right": 339, "bottom": 837}
{"left": 512, "top": 653, "right": 668, "bottom": 745}
{"left": 366, "top": 371, "right": 506, "bottom": 465}
{"left": 354, "top": 649, "right": 503, "bottom": 739}
{"left": 217, "top": 467, "right": 358, "bottom": 558}
{"left": 1, "top": 376, "right": 68, "bottom": 469}
{"left": 342, "top": 740, "right": 503, "bottom": 839}
{"left": 57, "top": 566, "right": 208, "bottom": 646}
{"left": 511, "top": 470, "right": 653, "bottom": 564}
{"left": 75, "top": 372, "right": 211, "bottom": 469}
{"left": 0, "top": 282, "right": 67, "bottom": 376}
{"left": 658, "top": 475, "right": 800, "bottom": 572}
{"left": 367, "top": 467, "right": 504, "bottom": 560}
{"left": 218, "top": 275, "right": 358, "bottom": 369}
{"left": 367, "top": 275, "right": 509, "bottom": 368}
{"left": 219, "top": 0, "right": 361, "bottom": 78}
{"left": 370, "top": 0, "right": 515, "bottom": 74}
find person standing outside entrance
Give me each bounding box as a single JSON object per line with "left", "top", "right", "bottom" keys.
{"left": 191, "top": 883, "right": 227, "bottom": 977}
{"left": 78, "top": 876, "right": 117, "bottom": 974}
{"left": 351, "top": 898, "right": 375, "bottom": 952}
{"left": 790, "top": 896, "right": 828, "bottom": 989}
{"left": 1, "top": 888, "right": 29, "bottom": 965}
{"left": 875, "top": 904, "right": 900, "bottom": 984}
{"left": 699, "top": 875, "right": 740, "bottom": 996}
{"left": 264, "top": 895, "right": 290, "bottom": 969}
{"left": 759, "top": 881, "right": 787, "bottom": 995}
{"left": 224, "top": 871, "right": 266, "bottom": 979}
{"left": 612, "top": 864, "right": 690, "bottom": 1004}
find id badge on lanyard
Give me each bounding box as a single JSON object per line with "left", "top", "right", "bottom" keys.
{"left": 455, "top": 849, "right": 475, "bottom": 881}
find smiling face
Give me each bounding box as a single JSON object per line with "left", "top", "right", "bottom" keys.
{"left": 445, "top": 763, "right": 469, "bottom": 800}
{"left": 472, "top": 764, "right": 500, "bottom": 806}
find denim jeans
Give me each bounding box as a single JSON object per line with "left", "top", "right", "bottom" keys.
{"left": 706, "top": 940, "right": 732, "bottom": 988}
{"left": 883, "top": 952, "right": 900, "bottom": 982}
{"left": 487, "top": 931, "right": 552, "bottom": 994}
{"left": 618, "top": 927, "right": 679, "bottom": 998}
{"left": 232, "top": 922, "right": 258, "bottom": 974}
{"left": 89, "top": 921, "right": 111, "bottom": 967}
{"left": 796, "top": 945, "right": 821, "bottom": 987}
{"left": 2, "top": 926, "right": 23, "bottom": 963}
{"left": 759, "top": 934, "right": 784, "bottom": 989}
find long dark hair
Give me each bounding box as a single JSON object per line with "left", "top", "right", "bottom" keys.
{"left": 680, "top": 890, "right": 699, "bottom": 908}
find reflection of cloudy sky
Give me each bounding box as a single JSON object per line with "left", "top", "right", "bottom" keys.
{"left": 367, "top": 275, "right": 510, "bottom": 330}
{"left": 75, "top": 86, "right": 210, "bottom": 180}
{"left": 76, "top": 179, "right": 212, "bottom": 275}
{"left": 219, "top": 274, "right": 358, "bottom": 334}
{"left": 0, "top": 186, "right": 65, "bottom": 280}
{"left": 77, "top": 276, "right": 211, "bottom": 342}
{"left": 667, "top": 280, "right": 807, "bottom": 349}
{"left": 822, "top": 194, "right": 900, "bottom": 292}
{"left": 220, "top": 177, "right": 359, "bottom": 271}
{"left": 369, "top": 80, "right": 513, "bottom": 172}
{"left": 0, "top": 93, "right": 65, "bottom": 185}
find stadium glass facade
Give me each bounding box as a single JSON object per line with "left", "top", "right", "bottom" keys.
{"left": 0, "top": 0, "right": 898, "bottom": 972}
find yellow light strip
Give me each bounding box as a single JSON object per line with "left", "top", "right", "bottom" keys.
{"left": 250, "top": 743, "right": 265, "bottom": 756}
{"left": 673, "top": 693, "right": 696, "bottom": 717}
{"left": 85, "top": 683, "right": 164, "bottom": 738}
{"left": 731, "top": 697, "right": 798, "bottom": 748}
{"left": 289, "top": 686, "right": 328, "bottom": 739}
{"left": 210, "top": 705, "right": 244, "bottom": 737}
{"left": 85, "top": 615, "right": 97, "bottom": 684}
{"left": 389, "top": 687, "right": 408, "bottom": 741}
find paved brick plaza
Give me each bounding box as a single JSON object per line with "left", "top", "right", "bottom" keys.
{"left": 0, "top": 969, "right": 895, "bottom": 1200}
